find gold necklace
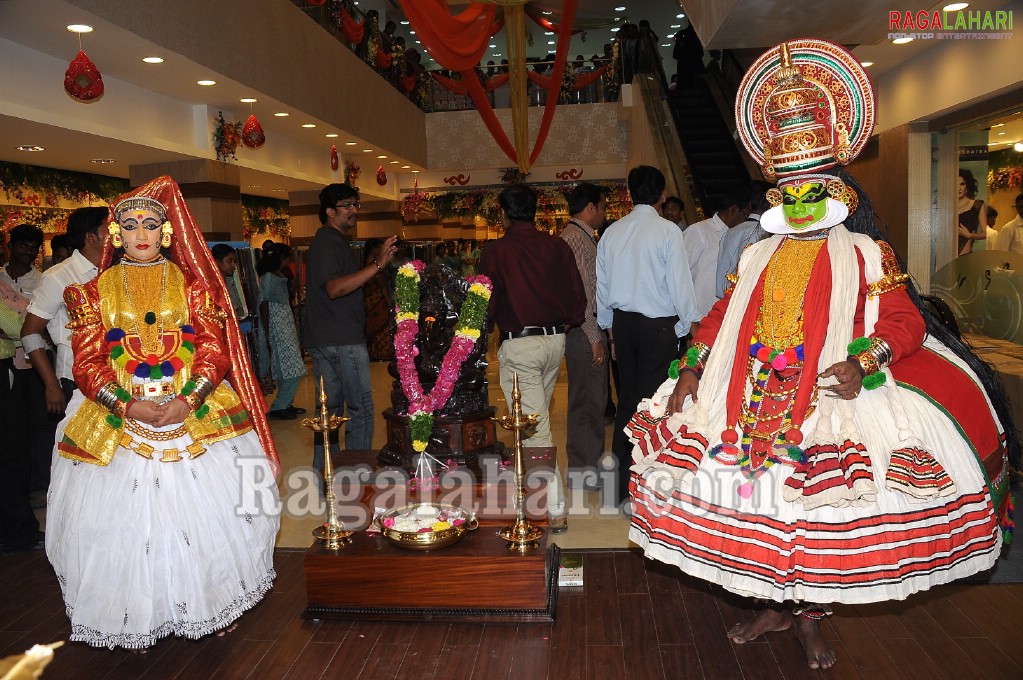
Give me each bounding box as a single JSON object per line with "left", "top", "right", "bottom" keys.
{"left": 755, "top": 238, "right": 826, "bottom": 348}
{"left": 121, "top": 258, "right": 168, "bottom": 357}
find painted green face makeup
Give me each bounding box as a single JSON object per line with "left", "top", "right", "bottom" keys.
{"left": 781, "top": 181, "right": 828, "bottom": 229}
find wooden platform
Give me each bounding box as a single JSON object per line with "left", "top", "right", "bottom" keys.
{"left": 303, "top": 449, "right": 558, "bottom": 622}
{"left": 3, "top": 548, "right": 1022, "bottom": 679}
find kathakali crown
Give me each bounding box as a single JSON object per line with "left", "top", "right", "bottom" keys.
{"left": 735, "top": 38, "right": 876, "bottom": 181}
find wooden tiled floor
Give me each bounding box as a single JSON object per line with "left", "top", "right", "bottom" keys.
{"left": 2, "top": 548, "right": 1021, "bottom": 679}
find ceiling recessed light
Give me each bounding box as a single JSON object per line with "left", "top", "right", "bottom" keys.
{"left": 999, "top": 131, "right": 1007, "bottom": 135}
{"left": 670, "top": 24, "right": 681, "bottom": 29}
{"left": 1015, "top": 142, "right": 1023, "bottom": 152}
{"left": 611, "top": 27, "right": 619, "bottom": 32}
{"left": 992, "top": 123, "right": 1005, "bottom": 128}
{"left": 197, "top": 79, "right": 216, "bottom": 86}
{"left": 415, "top": 40, "right": 421, "bottom": 44}
{"left": 345, "top": 141, "right": 358, "bottom": 145}
{"left": 400, "top": 20, "right": 409, "bottom": 25}
{"left": 273, "top": 188, "right": 287, "bottom": 192}
{"left": 493, "top": 53, "right": 502, "bottom": 57}
{"left": 489, "top": 44, "right": 496, "bottom": 48}
{"left": 66, "top": 24, "right": 93, "bottom": 33}
{"left": 545, "top": 31, "right": 554, "bottom": 35}
{"left": 615, "top": 6, "right": 626, "bottom": 10}
{"left": 412, "top": 170, "right": 420, "bottom": 173}
{"left": 274, "top": 112, "right": 289, "bottom": 117}
{"left": 302, "top": 123, "right": 317, "bottom": 128}
{"left": 401, "top": 165, "right": 411, "bottom": 169}
{"left": 90, "top": 158, "right": 115, "bottom": 164}
{"left": 410, "top": 30, "right": 416, "bottom": 35}
{"left": 677, "top": 13, "right": 685, "bottom": 19}
{"left": 943, "top": 3, "right": 969, "bottom": 11}
{"left": 15, "top": 145, "right": 44, "bottom": 152}
{"left": 543, "top": 10, "right": 552, "bottom": 15}
{"left": 376, "top": 155, "right": 387, "bottom": 159}
{"left": 892, "top": 36, "right": 914, "bottom": 44}
{"left": 548, "top": 41, "right": 555, "bottom": 45}
{"left": 240, "top": 98, "right": 257, "bottom": 103}
{"left": 142, "top": 56, "right": 163, "bottom": 64}
{"left": 860, "top": 61, "right": 874, "bottom": 67}
{"left": 363, "top": 149, "right": 374, "bottom": 152}
{"left": 661, "top": 43, "right": 670, "bottom": 47}
{"left": 326, "top": 133, "right": 339, "bottom": 138}
{"left": 390, "top": 160, "right": 399, "bottom": 164}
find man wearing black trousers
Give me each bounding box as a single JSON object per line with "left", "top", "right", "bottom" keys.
{"left": 596, "top": 166, "right": 699, "bottom": 508}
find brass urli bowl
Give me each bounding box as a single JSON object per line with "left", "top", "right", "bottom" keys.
{"left": 377, "top": 503, "right": 479, "bottom": 552}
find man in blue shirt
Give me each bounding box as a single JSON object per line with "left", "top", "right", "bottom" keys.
{"left": 596, "top": 166, "right": 700, "bottom": 507}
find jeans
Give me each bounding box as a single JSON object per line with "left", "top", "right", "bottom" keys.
{"left": 269, "top": 375, "right": 300, "bottom": 412}
{"left": 308, "top": 344, "right": 374, "bottom": 473}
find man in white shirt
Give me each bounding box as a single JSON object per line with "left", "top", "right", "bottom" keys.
{"left": 662, "top": 195, "right": 688, "bottom": 231}
{"left": 21, "top": 207, "right": 107, "bottom": 415}
{"left": 994, "top": 193, "right": 1023, "bottom": 255}
{"left": 597, "top": 165, "right": 700, "bottom": 506}
{"left": 682, "top": 186, "right": 751, "bottom": 319}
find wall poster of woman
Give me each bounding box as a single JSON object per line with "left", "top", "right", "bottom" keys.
{"left": 957, "top": 168, "right": 988, "bottom": 255}
{"left": 46, "top": 176, "right": 281, "bottom": 650}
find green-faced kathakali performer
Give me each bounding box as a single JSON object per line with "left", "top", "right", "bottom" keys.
{"left": 625, "top": 39, "right": 1018, "bottom": 670}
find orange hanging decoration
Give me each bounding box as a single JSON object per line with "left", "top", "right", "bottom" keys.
{"left": 64, "top": 50, "right": 104, "bottom": 102}
{"left": 330, "top": 145, "right": 339, "bottom": 172}
{"left": 376, "top": 165, "right": 387, "bottom": 186}
{"left": 241, "top": 114, "right": 265, "bottom": 149}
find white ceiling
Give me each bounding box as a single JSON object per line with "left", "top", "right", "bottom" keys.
{"left": 0, "top": 0, "right": 1017, "bottom": 199}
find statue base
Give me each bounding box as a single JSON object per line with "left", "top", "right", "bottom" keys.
{"left": 379, "top": 407, "right": 506, "bottom": 470}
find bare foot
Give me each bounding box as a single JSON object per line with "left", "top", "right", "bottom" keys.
{"left": 727, "top": 607, "right": 792, "bottom": 644}
{"left": 215, "top": 623, "right": 238, "bottom": 638}
{"left": 794, "top": 615, "right": 837, "bottom": 670}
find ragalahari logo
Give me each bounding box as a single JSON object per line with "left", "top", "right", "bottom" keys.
{"left": 889, "top": 8, "right": 1013, "bottom": 40}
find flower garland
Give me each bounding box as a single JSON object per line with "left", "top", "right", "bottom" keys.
{"left": 0, "top": 160, "right": 127, "bottom": 206}
{"left": 344, "top": 160, "right": 361, "bottom": 185}
{"left": 393, "top": 261, "right": 492, "bottom": 452}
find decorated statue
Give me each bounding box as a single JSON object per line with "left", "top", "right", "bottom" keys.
{"left": 46, "top": 176, "right": 280, "bottom": 650}
{"left": 381, "top": 260, "right": 503, "bottom": 470}
{"left": 626, "top": 39, "right": 1018, "bottom": 670}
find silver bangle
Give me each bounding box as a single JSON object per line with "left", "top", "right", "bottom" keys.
{"left": 869, "top": 338, "right": 894, "bottom": 370}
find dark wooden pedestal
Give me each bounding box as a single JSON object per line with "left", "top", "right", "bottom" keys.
{"left": 303, "top": 449, "right": 559, "bottom": 623}
{"left": 379, "top": 407, "right": 506, "bottom": 469}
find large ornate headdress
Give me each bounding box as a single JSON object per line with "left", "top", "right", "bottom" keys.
{"left": 102, "top": 177, "right": 280, "bottom": 475}
{"left": 735, "top": 39, "right": 876, "bottom": 234}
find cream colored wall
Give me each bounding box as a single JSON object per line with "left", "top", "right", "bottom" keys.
{"left": 874, "top": 1, "right": 1023, "bottom": 133}
{"left": 67, "top": 0, "right": 428, "bottom": 166}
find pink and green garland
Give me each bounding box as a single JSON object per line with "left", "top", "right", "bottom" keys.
{"left": 393, "top": 260, "right": 492, "bottom": 452}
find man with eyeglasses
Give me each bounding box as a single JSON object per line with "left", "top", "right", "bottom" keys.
{"left": 682, "top": 184, "right": 752, "bottom": 320}
{"left": 305, "top": 183, "right": 397, "bottom": 475}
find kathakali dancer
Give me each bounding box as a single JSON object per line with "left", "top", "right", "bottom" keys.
{"left": 46, "top": 176, "right": 281, "bottom": 650}
{"left": 626, "top": 39, "right": 1018, "bottom": 670}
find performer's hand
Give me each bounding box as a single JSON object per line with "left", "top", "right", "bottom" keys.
{"left": 152, "top": 398, "right": 190, "bottom": 428}
{"left": 667, "top": 370, "right": 699, "bottom": 413}
{"left": 44, "top": 384, "right": 67, "bottom": 415}
{"left": 819, "top": 360, "right": 863, "bottom": 400}
{"left": 591, "top": 341, "right": 607, "bottom": 367}
{"left": 126, "top": 400, "right": 163, "bottom": 426}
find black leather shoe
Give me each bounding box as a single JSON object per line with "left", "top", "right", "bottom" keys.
{"left": 267, "top": 409, "right": 297, "bottom": 420}
{"left": 3, "top": 530, "right": 43, "bottom": 555}
{"left": 285, "top": 405, "right": 307, "bottom": 415}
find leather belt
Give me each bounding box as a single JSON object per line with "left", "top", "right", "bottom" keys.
{"left": 502, "top": 325, "right": 565, "bottom": 341}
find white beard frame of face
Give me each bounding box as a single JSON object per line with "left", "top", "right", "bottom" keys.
{"left": 759, "top": 197, "right": 849, "bottom": 235}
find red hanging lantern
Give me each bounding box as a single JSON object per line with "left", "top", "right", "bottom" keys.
{"left": 330, "top": 145, "right": 339, "bottom": 172}
{"left": 376, "top": 165, "right": 387, "bottom": 186}
{"left": 64, "top": 50, "right": 104, "bottom": 102}
{"left": 241, "top": 114, "right": 265, "bottom": 149}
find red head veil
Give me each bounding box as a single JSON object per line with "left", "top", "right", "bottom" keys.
{"left": 103, "top": 176, "right": 281, "bottom": 476}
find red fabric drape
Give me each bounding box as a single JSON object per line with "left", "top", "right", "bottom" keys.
{"left": 530, "top": 0, "right": 577, "bottom": 164}
{"left": 524, "top": 6, "right": 584, "bottom": 36}
{"left": 375, "top": 47, "right": 392, "bottom": 69}
{"left": 525, "top": 66, "right": 604, "bottom": 91}
{"left": 400, "top": 75, "right": 417, "bottom": 93}
{"left": 396, "top": 0, "right": 497, "bottom": 69}
{"left": 431, "top": 72, "right": 509, "bottom": 94}
{"left": 341, "top": 9, "right": 364, "bottom": 43}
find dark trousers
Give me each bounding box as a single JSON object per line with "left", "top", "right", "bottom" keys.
{"left": 611, "top": 310, "right": 681, "bottom": 505}
{"left": 19, "top": 360, "right": 61, "bottom": 492}
{"left": 0, "top": 360, "right": 40, "bottom": 548}
{"left": 564, "top": 327, "right": 608, "bottom": 471}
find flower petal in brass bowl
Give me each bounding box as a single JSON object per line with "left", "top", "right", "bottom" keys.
{"left": 377, "top": 503, "right": 479, "bottom": 551}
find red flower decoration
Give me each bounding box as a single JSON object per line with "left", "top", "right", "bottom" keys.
{"left": 330, "top": 145, "right": 339, "bottom": 172}
{"left": 376, "top": 165, "right": 387, "bottom": 186}
{"left": 64, "top": 50, "right": 104, "bottom": 102}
